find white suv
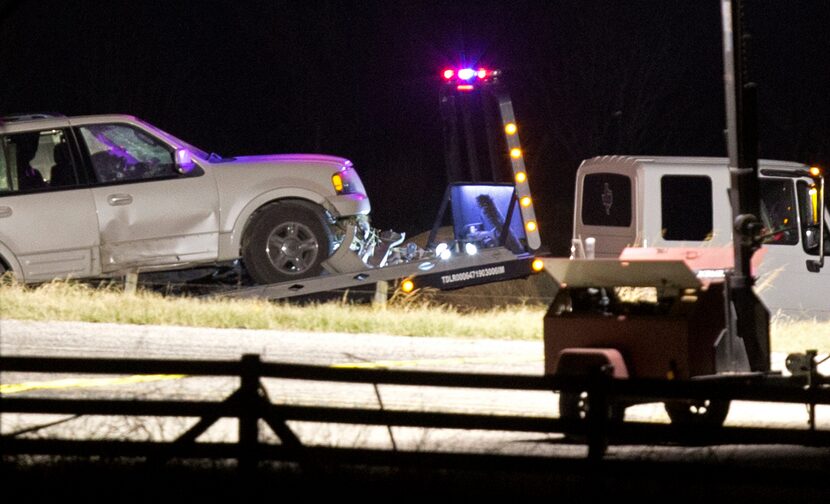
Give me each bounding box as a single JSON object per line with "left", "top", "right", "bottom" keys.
{"left": 0, "top": 113, "right": 371, "bottom": 284}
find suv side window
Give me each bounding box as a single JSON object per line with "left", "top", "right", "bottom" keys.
{"left": 0, "top": 129, "right": 79, "bottom": 195}
{"left": 79, "top": 123, "right": 179, "bottom": 184}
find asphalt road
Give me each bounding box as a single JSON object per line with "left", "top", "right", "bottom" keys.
{"left": 2, "top": 318, "right": 828, "bottom": 431}
{"left": 3, "top": 318, "right": 830, "bottom": 502}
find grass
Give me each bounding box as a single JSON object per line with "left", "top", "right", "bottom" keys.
{"left": 0, "top": 278, "right": 827, "bottom": 352}
{"left": 0, "top": 279, "right": 544, "bottom": 340}
{"left": 765, "top": 315, "right": 830, "bottom": 354}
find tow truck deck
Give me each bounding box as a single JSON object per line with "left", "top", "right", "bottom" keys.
{"left": 221, "top": 67, "right": 545, "bottom": 301}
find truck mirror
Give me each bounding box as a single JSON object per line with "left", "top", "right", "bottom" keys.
{"left": 805, "top": 227, "right": 820, "bottom": 250}
{"left": 806, "top": 173, "right": 826, "bottom": 272}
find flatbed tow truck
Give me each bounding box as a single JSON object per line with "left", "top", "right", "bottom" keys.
{"left": 220, "top": 67, "right": 545, "bottom": 301}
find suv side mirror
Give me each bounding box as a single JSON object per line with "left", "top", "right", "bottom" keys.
{"left": 175, "top": 148, "right": 195, "bottom": 174}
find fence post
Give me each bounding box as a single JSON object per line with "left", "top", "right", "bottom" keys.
{"left": 239, "top": 354, "right": 261, "bottom": 473}
{"left": 586, "top": 369, "right": 611, "bottom": 461}
{"left": 124, "top": 271, "right": 138, "bottom": 294}
{"left": 373, "top": 280, "right": 388, "bottom": 308}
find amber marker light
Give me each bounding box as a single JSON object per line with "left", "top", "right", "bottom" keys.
{"left": 401, "top": 279, "right": 415, "bottom": 293}
{"left": 510, "top": 147, "right": 522, "bottom": 159}
{"left": 810, "top": 166, "right": 822, "bottom": 177}
{"left": 331, "top": 173, "right": 344, "bottom": 192}
{"left": 526, "top": 221, "right": 537, "bottom": 232}
{"left": 504, "top": 123, "right": 517, "bottom": 135}
{"left": 515, "top": 172, "right": 527, "bottom": 183}
{"left": 520, "top": 196, "right": 532, "bottom": 207}
{"left": 531, "top": 258, "right": 544, "bottom": 272}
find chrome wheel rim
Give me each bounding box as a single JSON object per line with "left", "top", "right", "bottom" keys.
{"left": 265, "top": 221, "right": 319, "bottom": 275}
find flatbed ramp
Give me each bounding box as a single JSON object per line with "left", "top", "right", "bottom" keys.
{"left": 219, "top": 246, "right": 536, "bottom": 300}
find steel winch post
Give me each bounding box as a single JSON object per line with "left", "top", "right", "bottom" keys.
{"left": 426, "top": 184, "right": 453, "bottom": 250}
{"left": 482, "top": 86, "right": 506, "bottom": 181}
{"left": 440, "top": 87, "right": 464, "bottom": 184}
{"left": 498, "top": 189, "right": 519, "bottom": 248}
{"left": 459, "top": 92, "right": 482, "bottom": 182}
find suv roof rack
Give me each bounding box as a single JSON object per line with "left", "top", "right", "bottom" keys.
{"left": 1, "top": 112, "right": 67, "bottom": 123}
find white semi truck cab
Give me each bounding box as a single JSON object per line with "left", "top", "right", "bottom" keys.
{"left": 570, "top": 155, "right": 828, "bottom": 316}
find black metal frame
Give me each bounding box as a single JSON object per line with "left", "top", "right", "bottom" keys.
{"left": 426, "top": 182, "right": 524, "bottom": 252}
{"left": 3, "top": 354, "right": 830, "bottom": 467}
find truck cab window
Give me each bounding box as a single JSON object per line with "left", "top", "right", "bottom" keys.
{"left": 759, "top": 179, "right": 798, "bottom": 245}
{"left": 581, "top": 173, "right": 631, "bottom": 227}
{"left": 661, "top": 175, "right": 712, "bottom": 241}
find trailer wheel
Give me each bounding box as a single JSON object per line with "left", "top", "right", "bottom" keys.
{"left": 664, "top": 399, "right": 730, "bottom": 427}
{"left": 556, "top": 349, "right": 628, "bottom": 424}
{"left": 559, "top": 391, "right": 625, "bottom": 423}
{"left": 242, "top": 202, "right": 333, "bottom": 284}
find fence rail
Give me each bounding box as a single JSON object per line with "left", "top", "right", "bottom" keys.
{"left": 2, "top": 354, "right": 830, "bottom": 467}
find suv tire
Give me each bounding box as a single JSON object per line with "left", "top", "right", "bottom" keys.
{"left": 242, "top": 201, "right": 333, "bottom": 284}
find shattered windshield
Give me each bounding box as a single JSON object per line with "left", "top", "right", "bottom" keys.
{"left": 138, "top": 120, "right": 216, "bottom": 161}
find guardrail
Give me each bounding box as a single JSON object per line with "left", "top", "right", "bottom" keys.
{"left": 2, "top": 354, "right": 830, "bottom": 470}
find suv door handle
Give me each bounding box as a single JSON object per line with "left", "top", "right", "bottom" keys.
{"left": 107, "top": 194, "right": 133, "bottom": 206}
{"left": 0, "top": 206, "right": 12, "bottom": 218}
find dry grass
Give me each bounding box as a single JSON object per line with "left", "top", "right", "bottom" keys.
{"left": 0, "top": 276, "right": 826, "bottom": 352}
{"left": 0, "top": 279, "right": 545, "bottom": 340}
{"left": 769, "top": 315, "right": 830, "bottom": 354}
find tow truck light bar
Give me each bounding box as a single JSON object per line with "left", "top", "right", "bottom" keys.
{"left": 441, "top": 67, "right": 494, "bottom": 91}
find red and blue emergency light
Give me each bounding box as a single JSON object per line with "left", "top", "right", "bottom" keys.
{"left": 441, "top": 67, "right": 493, "bottom": 91}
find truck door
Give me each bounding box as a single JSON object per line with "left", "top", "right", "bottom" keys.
{"left": 574, "top": 170, "right": 636, "bottom": 257}
{"left": 76, "top": 122, "right": 220, "bottom": 273}
{"left": 755, "top": 178, "right": 830, "bottom": 315}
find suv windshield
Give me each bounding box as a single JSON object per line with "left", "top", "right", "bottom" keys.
{"left": 136, "top": 120, "right": 216, "bottom": 161}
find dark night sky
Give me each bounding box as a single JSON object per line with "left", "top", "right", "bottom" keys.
{"left": 1, "top": 0, "right": 828, "bottom": 255}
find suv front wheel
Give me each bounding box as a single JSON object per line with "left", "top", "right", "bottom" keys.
{"left": 242, "top": 201, "right": 333, "bottom": 285}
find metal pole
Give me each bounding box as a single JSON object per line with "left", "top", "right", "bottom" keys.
{"left": 720, "top": 0, "right": 770, "bottom": 372}
{"left": 440, "top": 89, "right": 464, "bottom": 183}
